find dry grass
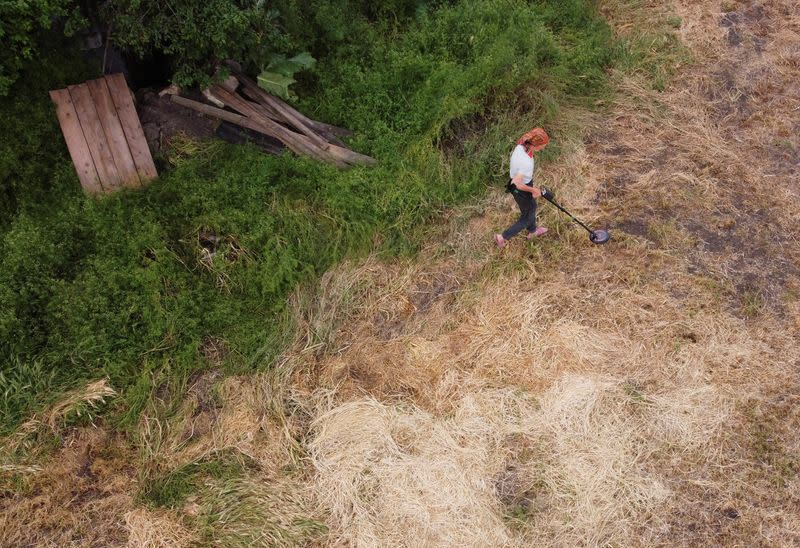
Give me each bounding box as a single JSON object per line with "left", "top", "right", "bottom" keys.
{"left": 5, "top": 378, "right": 116, "bottom": 453}
{"left": 307, "top": 375, "right": 737, "bottom": 546}
{"left": 136, "top": 373, "right": 294, "bottom": 474}
{"left": 288, "top": 232, "right": 797, "bottom": 544}
{"left": 192, "top": 475, "right": 327, "bottom": 547}
{"left": 0, "top": 372, "right": 321, "bottom": 547}
{"left": 591, "top": 0, "right": 800, "bottom": 310}
{"left": 124, "top": 508, "right": 195, "bottom": 548}
{"left": 0, "top": 426, "right": 136, "bottom": 547}
{"left": 284, "top": 1, "right": 800, "bottom": 543}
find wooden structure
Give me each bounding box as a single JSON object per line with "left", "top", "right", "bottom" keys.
{"left": 50, "top": 74, "right": 158, "bottom": 193}
{"left": 170, "top": 70, "right": 376, "bottom": 168}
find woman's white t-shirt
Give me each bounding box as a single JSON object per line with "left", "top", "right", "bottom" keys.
{"left": 509, "top": 144, "right": 534, "bottom": 184}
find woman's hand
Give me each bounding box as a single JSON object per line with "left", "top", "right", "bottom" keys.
{"left": 513, "top": 181, "right": 542, "bottom": 198}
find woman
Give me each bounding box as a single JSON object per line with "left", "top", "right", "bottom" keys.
{"left": 494, "top": 127, "right": 549, "bottom": 248}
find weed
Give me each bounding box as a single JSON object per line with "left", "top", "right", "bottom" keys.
{"left": 622, "top": 379, "right": 652, "bottom": 404}
{"left": 740, "top": 288, "right": 764, "bottom": 318}
{"left": 140, "top": 451, "right": 249, "bottom": 508}
{"left": 721, "top": 0, "right": 738, "bottom": 13}
{"left": 743, "top": 402, "right": 799, "bottom": 489}
{"left": 193, "top": 475, "right": 327, "bottom": 547}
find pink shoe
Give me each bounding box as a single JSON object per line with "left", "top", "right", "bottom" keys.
{"left": 494, "top": 234, "right": 507, "bottom": 248}
{"left": 526, "top": 227, "right": 548, "bottom": 240}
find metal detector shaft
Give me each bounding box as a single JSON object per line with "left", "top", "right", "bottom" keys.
{"left": 542, "top": 196, "right": 594, "bottom": 235}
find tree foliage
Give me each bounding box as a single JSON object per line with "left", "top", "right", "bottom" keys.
{"left": 0, "top": 0, "right": 82, "bottom": 94}
{"left": 102, "top": 0, "right": 288, "bottom": 87}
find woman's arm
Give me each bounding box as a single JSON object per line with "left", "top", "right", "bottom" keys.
{"left": 512, "top": 173, "right": 542, "bottom": 198}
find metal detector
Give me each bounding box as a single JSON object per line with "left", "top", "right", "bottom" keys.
{"left": 540, "top": 187, "right": 610, "bottom": 245}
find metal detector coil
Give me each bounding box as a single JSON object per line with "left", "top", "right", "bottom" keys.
{"left": 540, "top": 187, "right": 611, "bottom": 245}
{"left": 590, "top": 229, "right": 611, "bottom": 244}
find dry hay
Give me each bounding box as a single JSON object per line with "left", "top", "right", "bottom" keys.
{"left": 0, "top": 379, "right": 129, "bottom": 546}
{"left": 288, "top": 237, "right": 788, "bottom": 406}
{"left": 131, "top": 370, "right": 325, "bottom": 546}
{"left": 136, "top": 371, "right": 297, "bottom": 476}
{"left": 308, "top": 374, "right": 734, "bottom": 546}
{"left": 124, "top": 508, "right": 194, "bottom": 547}
{"left": 291, "top": 246, "right": 797, "bottom": 544}
{"left": 279, "top": 179, "right": 797, "bottom": 543}
{"left": 0, "top": 371, "right": 317, "bottom": 547}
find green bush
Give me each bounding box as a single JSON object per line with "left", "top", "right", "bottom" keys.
{"left": 0, "top": 36, "right": 93, "bottom": 225}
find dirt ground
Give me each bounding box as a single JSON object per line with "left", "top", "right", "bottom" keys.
{"left": 593, "top": 0, "right": 800, "bottom": 316}
{"left": 2, "top": 0, "right": 799, "bottom": 546}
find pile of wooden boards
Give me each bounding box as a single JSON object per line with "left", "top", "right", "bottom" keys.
{"left": 50, "top": 74, "right": 158, "bottom": 193}
{"left": 170, "top": 71, "right": 376, "bottom": 168}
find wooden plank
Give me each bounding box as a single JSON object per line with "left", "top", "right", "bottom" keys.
{"left": 232, "top": 69, "right": 353, "bottom": 138}
{"left": 209, "top": 86, "right": 328, "bottom": 162}
{"left": 171, "top": 94, "right": 251, "bottom": 126}
{"left": 49, "top": 89, "right": 103, "bottom": 193}
{"left": 327, "top": 143, "right": 377, "bottom": 166}
{"left": 234, "top": 76, "right": 330, "bottom": 150}
{"left": 171, "top": 93, "right": 299, "bottom": 149}
{"left": 236, "top": 85, "right": 373, "bottom": 166}
{"left": 211, "top": 85, "right": 351, "bottom": 167}
{"left": 171, "top": 93, "right": 372, "bottom": 168}
{"left": 171, "top": 94, "right": 346, "bottom": 167}
{"left": 86, "top": 77, "right": 141, "bottom": 188}
{"left": 68, "top": 83, "right": 121, "bottom": 189}
{"left": 104, "top": 73, "right": 158, "bottom": 182}
{"left": 239, "top": 86, "right": 350, "bottom": 147}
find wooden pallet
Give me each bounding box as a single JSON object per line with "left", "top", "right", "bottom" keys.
{"left": 50, "top": 74, "right": 158, "bottom": 193}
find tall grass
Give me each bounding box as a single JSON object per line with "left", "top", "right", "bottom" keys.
{"left": 0, "top": 0, "right": 617, "bottom": 432}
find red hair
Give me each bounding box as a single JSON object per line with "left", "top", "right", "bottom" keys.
{"left": 517, "top": 128, "right": 549, "bottom": 153}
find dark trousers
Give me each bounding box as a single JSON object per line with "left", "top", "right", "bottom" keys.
{"left": 502, "top": 186, "right": 537, "bottom": 240}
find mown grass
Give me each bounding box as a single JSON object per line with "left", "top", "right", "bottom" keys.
{"left": 1, "top": 0, "right": 620, "bottom": 433}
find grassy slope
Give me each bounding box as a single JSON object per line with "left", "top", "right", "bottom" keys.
{"left": 0, "top": 0, "right": 614, "bottom": 433}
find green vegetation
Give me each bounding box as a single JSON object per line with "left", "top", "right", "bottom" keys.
{"left": 258, "top": 52, "right": 316, "bottom": 100}
{"left": 141, "top": 452, "right": 250, "bottom": 508}
{"left": 607, "top": 0, "right": 690, "bottom": 91}
{"left": 1, "top": 0, "right": 619, "bottom": 433}
{"left": 103, "top": 0, "right": 288, "bottom": 88}
{"left": 0, "top": 0, "right": 84, "bottom": 94}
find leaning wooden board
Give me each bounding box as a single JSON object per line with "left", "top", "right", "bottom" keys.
{"left": 68, "top": 83, "right": 122, "bottom": 188}
{"left": 50, "top": 73, "right": 157, "bottom": 193}
{"left": 49, "top": 89, "right": 104, "bottom": 193}
{"left": 86, "top": 77, "right": 141, "bottom": 188}
{"left": 103, "top": 73, "right": 158, "bottom": 182}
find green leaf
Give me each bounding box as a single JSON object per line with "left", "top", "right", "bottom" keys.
{"left": 256, "top": 71, "right": 297, "bottom": 100}
{"left": 288, "top": 51, "right": 316, "bottom": 70}
{"left": 266, "top": 51, "right": 316, "bottom": 78}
